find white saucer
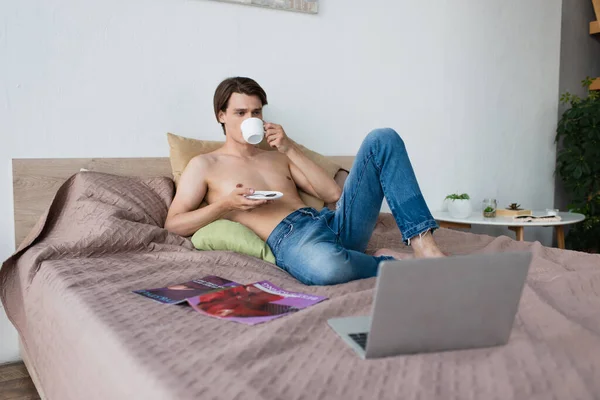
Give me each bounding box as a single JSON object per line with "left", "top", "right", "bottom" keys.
{"left": 245, "top": 191, "right": 284, "bottom": 200}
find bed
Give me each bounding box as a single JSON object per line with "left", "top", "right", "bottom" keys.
{"left": 2, "top": 157, "right": 600, "bottom": 400}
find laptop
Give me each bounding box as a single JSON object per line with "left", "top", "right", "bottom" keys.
{"left": 327, "top": 252, "right": 531, "bottom": 359}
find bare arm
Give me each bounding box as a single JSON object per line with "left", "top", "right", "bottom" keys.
{"left": 264, "top": 122, "right": 341, "bottom": 204}
{"left": 286, "top": 143, "right": 342, "bottom": 204}
{"left": 164, "top": 156, "right": 267, "bottom": 237}
{"left": 164, "top": 157, "right": 227, "bottom": 236}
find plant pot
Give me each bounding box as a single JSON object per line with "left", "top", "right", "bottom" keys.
{"left": 447, "top": 199, "right": 472, "bottom": 218}
{"left": 482, "top": 199, "right": 497, "bottom": 218}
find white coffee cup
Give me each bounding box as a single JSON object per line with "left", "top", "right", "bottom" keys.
{"left": 240, "top": 118, "right": 265, "bottom": 145}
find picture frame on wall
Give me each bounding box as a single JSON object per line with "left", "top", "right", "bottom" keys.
{"left": 207, "top": 0, "right": 318, "bottom": 14}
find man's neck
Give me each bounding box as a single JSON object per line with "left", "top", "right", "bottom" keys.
{"left": 220, "top": 136, "right": 261, "bottom": 158}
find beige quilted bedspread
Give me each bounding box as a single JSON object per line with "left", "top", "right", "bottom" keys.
{"left": 1, "top": 172, "right": 600, "bottom": 400}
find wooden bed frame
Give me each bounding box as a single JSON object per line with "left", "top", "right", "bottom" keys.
{"left": 11, "top": 155, "right": 354, "bottom": 399}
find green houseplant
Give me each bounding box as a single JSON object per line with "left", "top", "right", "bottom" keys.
{"left": 555, "top": 77, "right": 600, "bottom": 252}
{"left": 445, "top": 193, "right": 470, "bottom": 201}
{"left": 444, "top": 193, "right": 472, "bottom": 218}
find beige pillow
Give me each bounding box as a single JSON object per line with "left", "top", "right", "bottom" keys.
{"left": 167, "top": 132, "right": 343, "bottom": 210}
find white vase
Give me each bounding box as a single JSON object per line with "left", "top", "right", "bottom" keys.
{"left": 447, "top": 199, "right": 472, "bottom": 218}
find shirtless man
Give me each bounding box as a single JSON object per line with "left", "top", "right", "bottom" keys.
{"left": 165, "top": 77, "right": 444, "bottom": 285}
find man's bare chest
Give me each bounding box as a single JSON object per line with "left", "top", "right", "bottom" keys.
{"left": 206, "top": 156, "right": 296, "bottom": 197}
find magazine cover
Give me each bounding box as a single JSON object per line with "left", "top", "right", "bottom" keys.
{"left": 133, "top": 275, "right": 240, "bottom": 304}
{"left": 187, "top": 280, "right": 327, "bottom": 325}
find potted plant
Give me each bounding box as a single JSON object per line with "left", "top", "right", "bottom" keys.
{"left": 445, "top": 193, "right": 472, "bottom": 218}
{"left": 555, "top": 77, "right": 600, "bottom": 252}
{"left": 482, "top": 198, "right": 497, "bottom": 218}
{"left": 507, "top": 203, "right": 523, "bottom": 211}
{"left": 483, "top": 207, "right": 495, "bottom": 217}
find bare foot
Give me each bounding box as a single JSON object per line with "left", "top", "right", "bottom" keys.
{"left": 374, "top": 248, "right": 414, "bottom": 260}
{"left": 409, "top": 231, "right": 446, "bottom": 258}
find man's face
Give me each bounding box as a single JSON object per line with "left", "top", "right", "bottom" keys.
{"left": 218, "top": 92, "right": 263, "bottom": 143}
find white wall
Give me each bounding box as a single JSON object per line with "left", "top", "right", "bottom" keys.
{"left": 0, "top": 0, "right": 563, "bottom": 362}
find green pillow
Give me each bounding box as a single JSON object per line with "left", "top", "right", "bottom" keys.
{"left": 191, "top": 219, "right": 276, "bottom": 264}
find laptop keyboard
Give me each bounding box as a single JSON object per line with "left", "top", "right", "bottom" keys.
{"left": 349, "top": 332, "right": 369, "bottom": 350}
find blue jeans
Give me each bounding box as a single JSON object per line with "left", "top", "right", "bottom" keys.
{"left": 266, "top": 128, "right": 438, "bottom": 286}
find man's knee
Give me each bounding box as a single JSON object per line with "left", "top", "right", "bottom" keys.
{"left": 364, "top": 128, "right": 405, "bottom": 149}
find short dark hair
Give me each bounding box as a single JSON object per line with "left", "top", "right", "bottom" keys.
{"left": 213, "top": 77, "right": 268, "bottom": 135}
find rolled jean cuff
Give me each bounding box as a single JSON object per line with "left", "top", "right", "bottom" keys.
{"left": 402, "top": 219, "right": 439, "bottom": 245}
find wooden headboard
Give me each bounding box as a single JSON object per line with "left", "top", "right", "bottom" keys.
{"left": 12, "top": 156, "right": 354, "bottom": 248}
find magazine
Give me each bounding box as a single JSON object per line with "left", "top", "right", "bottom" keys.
{"left": 187, "top": 280, "right": 327, "bottom": 325}
{"left": 133, "top": 275, "right": 240, "bottom": 304}
{"left": 513, "top": 215, "right": 562, "bottom": 223}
